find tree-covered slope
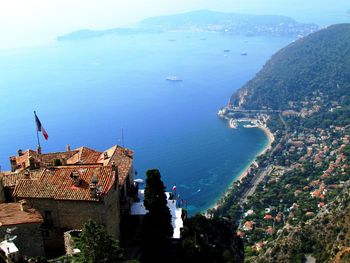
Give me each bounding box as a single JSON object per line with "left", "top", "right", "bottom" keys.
{"left": 230, "top": 24, "right": 350, "bottom": 111}
{"left": 256, "top": 178, "right": 350, "bottom": 263}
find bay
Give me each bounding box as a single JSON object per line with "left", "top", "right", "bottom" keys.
{"left": 0, "top": 32, "right": 292, "bottom": 214}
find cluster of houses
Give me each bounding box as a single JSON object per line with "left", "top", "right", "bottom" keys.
{"left": 239, "top": 124, "right": 350, "bottom": 252}
{"left": 0, "top": 144, "right": 183, "bottom": 260}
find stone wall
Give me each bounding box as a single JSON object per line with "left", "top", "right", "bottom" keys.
{"left": 22, "top": 185, "right": 120, "bottom": 254}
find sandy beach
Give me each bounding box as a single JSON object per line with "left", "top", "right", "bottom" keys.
{"left": 205, "top": 123, "right": 275, "bottom": 213}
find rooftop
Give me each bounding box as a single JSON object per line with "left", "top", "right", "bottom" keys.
{"left": 9, "top": 145, "right": 133, "bottom": 183}
{"left": 0, "top": 169, "right": 44, "bottom": 188}
{"left": 0, "top": 203, "right": 43, "bottom": 226}
{"left": 13, "top": 165, "right": 116, "bottom": 202}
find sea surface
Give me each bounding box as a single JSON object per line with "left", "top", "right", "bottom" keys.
{"left": 0, "top": 32, "right": 292, "bottom": 214}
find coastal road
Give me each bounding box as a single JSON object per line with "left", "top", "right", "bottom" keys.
{"left": 238, "top": 165, "right": 273, "bottom": 205}
{"left": 238, "top": 114, "right": 288, "bottom": 204}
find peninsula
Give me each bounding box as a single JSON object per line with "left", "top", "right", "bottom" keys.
{"left": 57, "top": 10, "right": 318, "bottom": 41}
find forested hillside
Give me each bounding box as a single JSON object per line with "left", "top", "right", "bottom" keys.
{"left": 231, "top": 24, "right": 350, "bottom": 117}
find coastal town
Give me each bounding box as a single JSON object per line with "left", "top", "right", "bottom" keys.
{"left": 214, "top": 90, "right": 350, "bottom": 260}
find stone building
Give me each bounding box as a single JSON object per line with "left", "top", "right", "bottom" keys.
{"left": 0, "top": 202, "right": 45, "bottom": 256}
{"left": 3, "top": 144, "right": 135, "bottom": 257}
{"left": 12, "top": 164, "right": 120, "bottom": 256}
{"left": 4, "top": 145, "right": 135, "bottom": 207}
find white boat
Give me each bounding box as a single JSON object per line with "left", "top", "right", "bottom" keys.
{"left": 229, "top": 119, "right": 238, "bottom": 129}
{"left": 134, "top": 179, "right": 144, "bottom": 184}
{"left": 166, "top": 76, "right": 182, "bottom": 82}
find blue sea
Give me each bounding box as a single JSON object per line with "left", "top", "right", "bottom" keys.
{"left": 0, "top": 32, "right": 292, "bottom": 214}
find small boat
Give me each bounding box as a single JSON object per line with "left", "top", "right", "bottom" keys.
{"left": 240, "top": 52, "right": 248, "bottom": 56}
{"left": 134, "top": 179, "right": 144, "bottom": 184}
{"left": 224, "top": 49, "right": 230, "bottom": 52}
{"left": 166, "top": 76, "right": 182, "bottom": 82}
{"left": 229, "top": 119, "right": 238, "bottom": 129}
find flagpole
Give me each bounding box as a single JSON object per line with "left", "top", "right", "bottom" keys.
{"left": 34, "top": 111, "right": 41, "bottom": 149}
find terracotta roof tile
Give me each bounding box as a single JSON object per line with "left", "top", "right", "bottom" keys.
{"left": 0, "top": 203, "right": 43, "bottom": 226}
{"left": 8, "top": 145, "right": 133, "bottom": 186}
{"left": 40, "top": 151, "right": 78, "bottom": 165}
{"left": 67, "top": 147, "right": 101, "bottom": 164}
{"left": 13, "top": 166, "right": 116, "bottom": 202}
{"left": 96, "top": 146, "right": 133, "bottom": 185}
{"left": 0, "top": 170, "right": 44, "bottom": 188}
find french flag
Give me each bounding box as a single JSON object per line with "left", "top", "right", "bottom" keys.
{"left": 34, "top": 111, "right": 49, "bottom": 140}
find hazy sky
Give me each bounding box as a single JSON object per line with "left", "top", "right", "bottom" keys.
{"left": 0, "top": 0, "right": 348, "bottom": 49}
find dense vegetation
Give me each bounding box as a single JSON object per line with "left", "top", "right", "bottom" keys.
{"left": 178, "top": 215, "right": 244, "bottom": 263}
{"left": 73, "top": 220, "right": 124, "bottom": 263}
{"left": 231, "top": 23, "right": 350, "bottom": 113}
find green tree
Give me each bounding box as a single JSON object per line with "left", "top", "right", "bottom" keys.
{"left": 179, "top": 214, "right": 244, "bottom": 263}
{"left": 74, "top": 220, "right": 123, "bottom": 263}
{"left": 142, "top": 169, "right": 173, "bottom": 262}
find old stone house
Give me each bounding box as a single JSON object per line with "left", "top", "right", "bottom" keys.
{"left": 12, "top": 164, "right": 120, "bottom": 256}
{"left": 6, "top": 145, "right": 135, "bottom": 207}
{"left": 1, "top": 145, "right": 135, "bottom": 257}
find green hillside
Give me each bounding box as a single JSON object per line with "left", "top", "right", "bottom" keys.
{"left": 231, "top": 24, "right": 350, "bottom": 113}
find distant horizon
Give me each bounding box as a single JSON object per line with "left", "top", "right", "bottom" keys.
{"left": 0, "top": 0, "right": 349, "bottom": 50}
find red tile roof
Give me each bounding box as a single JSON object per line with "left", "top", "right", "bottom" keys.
{"left": 264, "top": 214, "right": 273, "bottom": 220}
{"left": 0, "top": 170, "right": 44, "bottom": 188}
{"left": 0, "top": 203, "right": 43, "bottom": 226}
{"left": 96, "top": 146, "right": 133, "bottom": 186}
{"left": 13, "top": 165, "right": 116, "bottom": 202}
{"left": 8, "top": 145, "right": 133, "bottom": 186}
{"left": 40, "top": 150, "right": 78, "bottom": 165}
{"left": 66, "top": 147, "right": 101, "bottom": 164}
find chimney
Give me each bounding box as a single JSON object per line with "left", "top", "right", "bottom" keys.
{"left": 70, "top": 171, "right": 82, "bottom": 186}
{"left": 66, "top": 144, "right": 71, "bottom": 151}
{"left": 91, "top": 173, "right": 98, "bottom": 185}
{"left": 18, "top": 149, "right": 23, "bottom": 156}
{"left": 19, "top": 200, "right": 28, "bottom": 212}
{"left": 37, "top": 145, "right": 42, "bottom": 155}
{"left": 89, "top": 183, "right": 97, "bottom": 198}
{"left": 29, "top": 156, "right": 35, "bottom": 170}
{"left": 24, "top": 170, "right": 30, "bottom": 178}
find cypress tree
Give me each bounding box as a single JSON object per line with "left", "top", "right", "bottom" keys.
{"left": 142, "top": 169, "right": 173, "bottom": 262}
